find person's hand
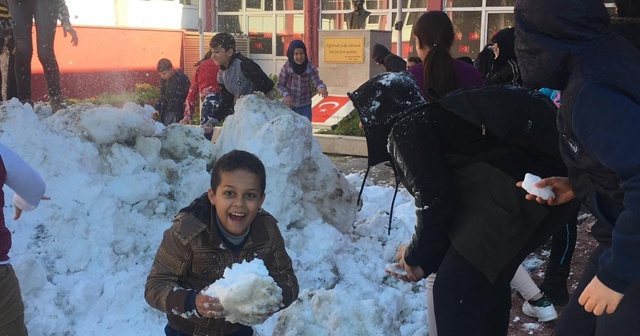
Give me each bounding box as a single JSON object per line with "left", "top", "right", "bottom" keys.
{"left": 389, "top": 243, "right": 425, "bottom": 282}
{"left": 318, "top": 87, "right": 328, "bottom": 98}
{"left": 516, "top": 176, "right": 575, "bottom": 205}
{"left": 14, "top": 196, "right": 50, "bottom": 220}
{"left": 151, "top": 111, "right": 159, "bottom": 120}
{"left": 283, "top": 95, "right": 293, "bottom": 106}
{"left": 578, "top": 276, "right": 624, "bottom": 315}
{"left": 196, "top": 291, "right": 225, "bottom": 319}
{"left": 180, "top": 117, "right": 191, "bottom": 125}
{"left": 63, "top": 24, "right": 79, "bottom": 46}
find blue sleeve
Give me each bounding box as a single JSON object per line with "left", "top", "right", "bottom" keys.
{"left": 573, "top": 83, "right": 640, "bottom": 293}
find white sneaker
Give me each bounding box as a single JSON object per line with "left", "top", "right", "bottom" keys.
{"left": 522, "top": 299, "right": 558, "bottom": 322}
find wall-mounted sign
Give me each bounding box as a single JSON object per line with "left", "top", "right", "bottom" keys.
{"left": 323, "top": 37, "right": 364, "bottom": 63}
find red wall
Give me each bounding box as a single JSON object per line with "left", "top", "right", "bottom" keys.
{"left": 29, "top": 25, "right": 184, "bottom": 100}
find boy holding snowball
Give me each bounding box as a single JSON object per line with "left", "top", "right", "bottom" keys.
{"left": 145, "top": 150, "right": 298, "bottom": 336}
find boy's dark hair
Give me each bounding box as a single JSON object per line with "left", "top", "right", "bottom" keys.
{"left": 210, "top": 150, "right": 266, "bottom": 195}
{"left": 210, "top": 32, "right": 236, "bottom": 51}
{"left": 407, "top": 56, "right": 422, "bottom": 64}
{"left": 157, "top": 58, "right": 173, "bottom": 72}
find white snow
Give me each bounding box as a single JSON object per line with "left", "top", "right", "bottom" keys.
{"left": 0, "top": 96, "right": 427, "bottom": 336}
{"left": 522, "top": 173, "right": 555, "bottom": 200}
{"left": 1, "top": 95, "right": 542, "bottom": 336}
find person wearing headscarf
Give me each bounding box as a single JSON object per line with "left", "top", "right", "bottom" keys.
{"left": 276, "top": 40, "right": 328, "bottom": 121}
{"left": 485, "top": 27, "right": 521, "bottom": 86}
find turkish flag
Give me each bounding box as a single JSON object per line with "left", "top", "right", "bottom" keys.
{"left": 312, "top": 96, "right": 351, "bottom": 123}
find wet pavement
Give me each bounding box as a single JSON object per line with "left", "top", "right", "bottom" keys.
{"left": 327, "top": 154, "right": 397, "bottom": 186}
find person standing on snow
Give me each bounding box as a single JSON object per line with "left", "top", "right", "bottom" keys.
{"left": 0, "top": 142, "right": 47, "bottom": 335}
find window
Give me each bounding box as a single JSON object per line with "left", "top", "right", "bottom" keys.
{"left": 276, "top": 0, "right": 303, "bottom": 10}
{"left": 445, "top": 0, "right": 482, "bottom": 8}
{"left": 449, "top": 11, "right": 482, "bottom": 59}
{"left": 276, "top": 14, "right": 304, "bottom": 56}
{"left": 219, "top": 0, "right": 242, "bottom": 11}
{"left": 219, "top": 15, "right": 244, "bottom": 34}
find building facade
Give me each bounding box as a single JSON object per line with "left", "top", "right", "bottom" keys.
{"left": 65, "top": 0, "right": 616, "bottom": 76}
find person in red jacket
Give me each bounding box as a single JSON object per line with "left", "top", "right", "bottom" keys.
{"left": 181, "top": 51, "right": 222, "bottom": 140}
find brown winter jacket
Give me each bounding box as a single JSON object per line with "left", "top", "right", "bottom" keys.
{"left": 145, "top": 193, "right": 299, "bottom": 336}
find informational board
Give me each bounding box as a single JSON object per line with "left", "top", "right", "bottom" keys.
{"left": 323, "top": 37, "right": 365, "bottom": 63}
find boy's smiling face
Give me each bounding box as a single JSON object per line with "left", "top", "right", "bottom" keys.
{"left": 207, "top": 169, "right": 265, "bottom": 235}
{"left": 211, "top": 47, "right": 234, "bottom": 68}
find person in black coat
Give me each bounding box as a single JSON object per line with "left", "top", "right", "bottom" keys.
{"left": 485, "top": 27, "right": 521, "bottom": 86}
{"left": 153, "top": 58, "right": 190, "bottom": 127}
{"left": 349, "top": 72, "right": 579, "bottom": 335}
{"left": 515, "top": 0, "right": 640, "bottom": 334}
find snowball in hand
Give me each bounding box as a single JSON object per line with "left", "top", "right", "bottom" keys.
{"left": 521, "top": 173, "right": 555, "bottom": 200}
{"left": 202, "top": 259, "right": 282, "bottom": 326}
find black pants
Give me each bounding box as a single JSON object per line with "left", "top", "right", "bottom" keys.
{"left": 8, "top": 0, "right": 61, "bottom": 101}
{"left": 164, "top": 324, "right": 253, "bottom": 336}
{"left": 554, "top": 244, "right": 640, "bottom": 336}
{"left": 549, "top": 214, "right": 578, "bottom": 267}
{"left": 433, "top": 247, "right": 513, "bottom": 336}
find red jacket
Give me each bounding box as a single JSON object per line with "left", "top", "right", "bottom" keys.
{"left": 183, "top": 58, "right": 221, "bottom": 120}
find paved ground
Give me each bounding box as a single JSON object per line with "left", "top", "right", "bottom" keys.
{"left": 328, "top": 154, "right": 595, "bottom": 336}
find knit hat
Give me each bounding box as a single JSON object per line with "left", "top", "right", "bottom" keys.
{"left": 210, "top": 32, "right": 236, "bottom": 51}
{"left": 156, "top": 58, "right": 173, "bottom": 72}
{"left": 286, "top": 40, "right": 309, "bottom": 75}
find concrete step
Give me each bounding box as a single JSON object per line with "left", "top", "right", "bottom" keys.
{"left": 211, "top": 127, "right": 367, "bottom": 157}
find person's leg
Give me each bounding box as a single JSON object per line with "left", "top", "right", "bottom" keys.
{"left": 554, "top": 245, "right": 601, "bottom": 336}
{"left": 541, "top": 214, "right": 578, "bottom": 305}
{"left": 511, "top": 264, "right": 540, "bottom": 301}
{"left": 0, "top": 264, "right": 28, "bottom": 336}
{"left": 425, "top": 273, "right": 437, "bottom": 336}
{"left": 227, "top": 325, "right": 253, "bottom": 335}
{"left": 291, "top": 104, "right": 312, "bottom": 121}
{"left": 433, "top": 246, "right": 512, "bottom": 336}
{"left": 8, "top": 0, "right": 34, "bottom": 102}
{"left": 512, "top": 264, "right": 558, "bottom": 322}
{"left": 32, "top": 0, "right": 61, "bottom": 101}
{"left": 594, "top": 281, "right": 640, "bottom": 335}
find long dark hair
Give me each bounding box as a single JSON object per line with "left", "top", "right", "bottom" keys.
{"left": 412, "top": 11, "right": 457, "bottom": 100}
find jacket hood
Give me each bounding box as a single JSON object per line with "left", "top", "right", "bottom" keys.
{"left": 611, "top": 17, "right": 640, "bottom": 51}
{"left": 372, "top": 43, "right": 392, "bottom": 64}
{"left": 514, "top": 0, "right": 610, "bottom": 90}
{"left": 348, "top": 72, "right": 427, "bottom": 167}
{"left": 492, "top": 27, "right": 516, "bottom": 65}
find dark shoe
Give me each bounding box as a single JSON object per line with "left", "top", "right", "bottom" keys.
{"left": 19, "top": 98, "right": 34, "bottom": 108}
{"left": 539, "top": 281, "right": 569, "bottom": 306}
{"left": 50, "top": 95, "right": 65, "bottom": 113}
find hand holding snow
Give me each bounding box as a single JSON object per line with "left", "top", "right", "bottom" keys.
{"left": 521, "top": 173, "right": 555, "bottom": 200}
{"left": 202, "top": 259, "right": 282, "bottom": 326}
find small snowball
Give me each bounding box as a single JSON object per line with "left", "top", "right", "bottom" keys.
{"left": 521, "top": 173, "right": 555, "bottom": 200}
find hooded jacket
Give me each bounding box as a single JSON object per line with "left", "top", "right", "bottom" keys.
{"left": 349, "top": 72, "right": 577, "bottom": 280}
{"left": 515, "top": 0, "right": 640, "bottom": 293}
{"left": 145, "top": 193, "right": 299, "bottom": 336}
{"left": 485, "top": 28, "right": 521, "bottom": 86}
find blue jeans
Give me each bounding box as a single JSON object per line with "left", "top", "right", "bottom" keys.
{"left": 9, "top": 0, "right": 60, "bottom": 100}
{"left": 291, "top": 104, "right": 311, "bottom": 121}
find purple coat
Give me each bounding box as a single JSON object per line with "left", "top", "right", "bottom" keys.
{"left": 407, "top": 58, "right": 484, "bottom": 101}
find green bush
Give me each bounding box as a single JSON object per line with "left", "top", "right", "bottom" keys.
{"left": 316, "top": 109, "right": 364, "bottom": 137}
